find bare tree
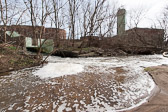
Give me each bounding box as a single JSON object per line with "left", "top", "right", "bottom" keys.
{"left": 67, "top": 0, "right": 81, "bottom": 47}
{"left": 158, "top": 6, "right": 168, "bottom": 46}
{"left": 0, "top": 0, "right": 27, "bottom": 44}
{"left": 37, "top": 0, "right": 52, "bottom": 57}
{"left": 23, "top": 0, "right": 52, "bottom": 58}
{"left": 23, "top": 0, "right": 38, "bottom": 46}
{"left": 98, "top": 2, "right": 118, "bottom": 38}
{"left": 80, "top": 0, "right": 117, "bottom": 38}
{"left": 0, "top": 0, "right": 8, "bottom": 43}
{"left": 50, "top": 0, "right": 67, "bottom": 47}
{"left": 127, "top": 7, "right": 147, "bottom": 29}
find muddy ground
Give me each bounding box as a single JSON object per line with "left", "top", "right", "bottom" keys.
{"left": 0, "top": 67, "right": 131, "bottom": 111}
{"left": 0, "top": 53, "right": 168, "bottom": 111}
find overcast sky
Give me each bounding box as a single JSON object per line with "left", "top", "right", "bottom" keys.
{"left": 116, "top": 0, "right": 168, "bottom": 28}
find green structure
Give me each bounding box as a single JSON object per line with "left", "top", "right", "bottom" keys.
{"left": 6, "top": 31, "right": 54, "bottom": 53}
{"left": 117, "top": 9, "right": 126, "bottom": 35}
{"left": 26, "top": 37, "right": 54, "bottom": 53}
{"left": 6, "top": 31, "right": 21, "bottom": 37}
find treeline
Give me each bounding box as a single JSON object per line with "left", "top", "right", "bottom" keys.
{"left": 0, "top": 0, "right": 168, "bottom": 46}
{"left": 0, "top": 0, "right": 118, "bottom": 42}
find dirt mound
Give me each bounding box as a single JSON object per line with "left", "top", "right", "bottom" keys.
{"left": 0, "top": 44, "right": 41, "bottom": 74}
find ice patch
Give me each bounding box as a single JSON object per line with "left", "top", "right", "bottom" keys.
{"left": 34, "top": 63, "right": 84, "bottom": 78}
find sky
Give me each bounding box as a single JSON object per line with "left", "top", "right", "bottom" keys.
{"left": 116, "top": 0, "right": 168, "bottom": 28}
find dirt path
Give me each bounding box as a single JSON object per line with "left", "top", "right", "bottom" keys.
{"left": 128, "top": 65, "right": 168, "bottom": 112}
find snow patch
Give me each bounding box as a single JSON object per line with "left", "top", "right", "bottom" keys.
{"left": 34, "top": 63, "right": 84, "bottom": 78}
{"left": 57, "top": 103, "right": 67, "bottom": 112}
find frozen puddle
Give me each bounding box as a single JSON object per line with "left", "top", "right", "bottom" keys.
{"left": 0, "top": 55, "right": 168, "bottom": 112}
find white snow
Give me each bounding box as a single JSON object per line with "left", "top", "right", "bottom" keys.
{"left": 57, "top": 103, "right": 67, "bottom": 112}
{"left": 8, "top": 103, "right": 17, "bottom": 110}
{"left": 66, "top": 107, "right": 72, "bottom": 111}
{"left": 34, "top": 55, "right": 168, "bottom": 79}
{"left": 34, "top": 63, "right": 84, "bottom": 79}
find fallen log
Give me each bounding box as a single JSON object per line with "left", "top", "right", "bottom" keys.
{"left": 52, "top": 50, "right": 78, "bottom": 58}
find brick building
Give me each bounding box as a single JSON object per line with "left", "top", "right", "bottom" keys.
{"left": 101, "top": 27, "right": 164, "bottom": 54}
{"left": 0, "top": 25, "right": 66, "bottom": 45}
{"left": 6, "top": 25, "right": 66, "bottom": 39}
{"left": 115, "top": 28, "right": 164, "bottom": 48}
{"left": 45, "top": 28, "right": 66, "bottom": 40}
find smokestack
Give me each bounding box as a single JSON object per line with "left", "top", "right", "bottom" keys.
{"left": 117, "top": 8, "right": 126, "bottom": 35}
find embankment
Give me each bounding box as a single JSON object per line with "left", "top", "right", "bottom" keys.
{"left": 128, "top": 65, "right": 168, "bottom": 112}
{"left": 0, "top": 44, "right": 41, "bottom": 75}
